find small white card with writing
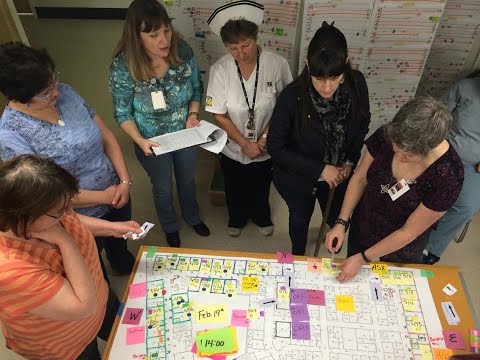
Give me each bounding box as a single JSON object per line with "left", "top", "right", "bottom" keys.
{"left": 388, "top": 178, "right": 410, "bottom": 201}
{"left": 151, "top": 91, "right": 166, "bottom": 110}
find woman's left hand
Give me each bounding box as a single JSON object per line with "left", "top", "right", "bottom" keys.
{"left": 111, "top": 182, "right": 130, "bottom": 209}
{"left": 337, "top": 162, "right": 352, "bottom": 181}
{"left": 336, "top": 253, "right": 364, "bottom": 282}
{"left": 257, "top": 137, "right": 267, "bottom": 153}
{"left": 186, "top": 116, "right": 200, "bottom": 128}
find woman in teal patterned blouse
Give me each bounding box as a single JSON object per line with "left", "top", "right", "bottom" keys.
{"left": 109, "top": 0, "right": 210, "bottom": 247}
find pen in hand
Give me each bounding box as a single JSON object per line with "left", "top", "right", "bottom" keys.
{"left": 331, "top": 237, "right": 338, "bottom": 265}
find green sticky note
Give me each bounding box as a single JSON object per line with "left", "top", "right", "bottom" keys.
{"left": 146, "top": 246, "right": 157, "bottom": 258}
{"left": 275, "top": 28, "right": 284, "bottom": 36}
{"left": 164, "top": 0, "right": 173, "bottom": 7}
{"left": 429, "top": 16, "right": 441, "bottom": 23}
{"left": 420, "top": 269, "right": 434, "bottom": 278}
{"left": 195, "top": 326, "right": 238, "bottom": 355}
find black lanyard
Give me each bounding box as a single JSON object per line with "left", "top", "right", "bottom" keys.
{"left": 235, "top": 49, "right": 260, "bottom": 124}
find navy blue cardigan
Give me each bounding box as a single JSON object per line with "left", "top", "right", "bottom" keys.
{"left": 267, "top": 70, "right": 371, "bottom": 193}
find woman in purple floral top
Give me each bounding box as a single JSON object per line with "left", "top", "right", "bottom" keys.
{"left": 326, "top": 96, "right": 464, "bottom": 282}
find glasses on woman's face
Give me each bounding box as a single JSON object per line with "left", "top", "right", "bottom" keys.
{"left": 34, "top": 72, "right": 60, "bottom": 101}
{"left": 45, "top": 202, "right": 71, "bottom": 221}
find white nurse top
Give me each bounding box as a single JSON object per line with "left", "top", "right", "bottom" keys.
{"left": 205, "top": 49, "right": 293, "bottom": 164}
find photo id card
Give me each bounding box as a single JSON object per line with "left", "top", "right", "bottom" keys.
{"left": 388, "top": 178, "right": 410, "bottom": 201}
{"left": 245, "top": 128, "right": 257, "bottom": 142}
{"left": 151, "top": 91, "right": 166, "bottom": 110}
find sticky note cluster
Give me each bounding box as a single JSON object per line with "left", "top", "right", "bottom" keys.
{"left": 193, "top": 326, "right": 239, "bottom": 357}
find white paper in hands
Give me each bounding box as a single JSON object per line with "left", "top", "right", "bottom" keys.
{"left": 149, "top": 120, "right": 227, "bottom": 155}
{"left": 122, "top": 222, "right": 155, "bottom": 240}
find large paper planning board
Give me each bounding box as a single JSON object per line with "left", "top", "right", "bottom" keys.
{"left": 108, "top": 249, "right": 450, "bottom": 359}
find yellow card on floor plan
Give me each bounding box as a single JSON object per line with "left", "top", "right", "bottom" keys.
{"left": 370, "top": 263, "right": 389, "bottom": 276}
{"left": 241, "top": 276, "right": 259, "bottom": 293}
{"left": 335, "top": 295, "right": 355, "bottom": 312}
{"left": 195, "top": 304, "right": 227, "bottom": 324}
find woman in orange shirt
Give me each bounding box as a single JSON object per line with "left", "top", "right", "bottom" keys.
{"left": 0, "top": 155, "right": 141, "bottom": 359}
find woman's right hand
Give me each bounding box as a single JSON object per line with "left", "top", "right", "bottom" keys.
{"left": 325, "top": 224, "right": 346, "bottom": 253}
{"left": 137, "top": 138, "right": 161, "bottom": 156}
{"left": 321, "top": 164, "right": 342, "bottom": 188}
{"left": 242, "top": 142, "right": 262, "bottom": 160}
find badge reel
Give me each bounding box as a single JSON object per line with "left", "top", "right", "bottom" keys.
{"left": 245, "top": 110, "right": 257, "bottom": 142}
{"left": 387, "top": 178, "right": 410, "bottom": 201}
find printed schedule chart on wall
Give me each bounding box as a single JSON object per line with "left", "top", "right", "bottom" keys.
{"left": 104, "top": 247, "right": 477, "bottom": 359}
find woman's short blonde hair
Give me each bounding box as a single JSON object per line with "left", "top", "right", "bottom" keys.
{"left": 113, "top": 0, "right": 183, "bottom": 81}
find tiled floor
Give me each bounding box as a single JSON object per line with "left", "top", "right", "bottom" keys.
{"left": 1, "top": 16, "right": 479, "bottom": 359}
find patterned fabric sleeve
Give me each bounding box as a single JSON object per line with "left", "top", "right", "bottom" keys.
{"left": 60, "top": 84, "right": 97, "bottom": 120}
{"left": 109, "top": 55, "right": 136, "bottom": 126}
{"left": 0, "top": 128, "right": 35, "bottom": 160}
{"left": 365, "top": 126, "right": 388, "bottom": 158}
{"left": 422, "top": 152, "right": 464, "bottom": 212}
{"left": 187, "top": 54, "right": 203, "bottom": 103}
{"left": 0, "top": 259, "right": 64, "bottom": 319}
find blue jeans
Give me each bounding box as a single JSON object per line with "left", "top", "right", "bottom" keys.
{"left": 426, "top": 163, "right": 480, "bottom": 257}
{"left": 135, "top": 144, "right": 201, "bottom": 233}
{"left": 274, "top": 174, "right": 349, "bottom": 255}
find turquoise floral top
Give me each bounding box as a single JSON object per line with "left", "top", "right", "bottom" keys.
{"left": 109, "top": 40, "right": 203, "bottom": 138}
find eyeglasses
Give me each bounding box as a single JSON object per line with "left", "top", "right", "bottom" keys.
{"left": 34, "top": 72, "right": 60, "bottom": 100}
{"left": 45, "top": 202, "right": 70, "bottom": 221}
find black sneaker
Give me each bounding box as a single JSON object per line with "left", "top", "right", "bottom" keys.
{"left": 420, "top": 250, "right": 440, "bottom": 265}
{"left": 165, "top": 231, "right": 181, "bottom": 247}
{"left": 192, "top": 222, "right": 210, "bottom": 236}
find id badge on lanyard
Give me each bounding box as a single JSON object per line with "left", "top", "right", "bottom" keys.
{"left": 245, "top": 109, "right": 257, "bottom": 142}
{"left": 388, "top": 178, "right": 410, "bottom": 201}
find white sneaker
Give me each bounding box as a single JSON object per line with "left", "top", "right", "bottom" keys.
{"left": 259, "top": 225, "right": 274, "bottom": 236}
{"left": 227, "top": 227, "right": 241, "bottom": 237}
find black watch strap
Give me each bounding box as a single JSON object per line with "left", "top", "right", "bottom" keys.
{"left": 334, "top": 218, "right": 350, "bottom": 230}
{"left": 361, "top": 250, "right": 371, "bottom": 263}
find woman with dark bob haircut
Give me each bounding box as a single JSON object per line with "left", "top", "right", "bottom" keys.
{"left": 0, "top": 41, "right": 136, "bottom": 279}
{"left": 326, "top": 96, "right": 464, "bottom": 282}
{"left": 109, "top": 0, "right": 210, "bottom": 248}
{"left": 268, "top": 22, "right": 371, "bottom": 256}
{"left": 0, "top": 155, "right": 140, "bottom": 359}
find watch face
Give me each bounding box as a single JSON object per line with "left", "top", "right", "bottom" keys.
{"left": 262, "top": 134, "right": 267, "bottom": 139}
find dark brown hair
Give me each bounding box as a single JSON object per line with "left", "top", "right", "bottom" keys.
{"left": 113, "top": 0, "right": 182, "bottom": 81}
{"left": 220, "top": 19, "right": 258, "bottom": 44}
{"left": 0, "top": 155, "right": 79, "bottom": 238}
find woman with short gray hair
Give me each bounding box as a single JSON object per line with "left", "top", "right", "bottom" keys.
{"left": 325, "top": 96, "right": 464, "bottom": 282}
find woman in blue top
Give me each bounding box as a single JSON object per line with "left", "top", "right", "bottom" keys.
{"left": 0, "top": 42, "right": 136, "bottom": 279}
{"left": 109, "top": 0, "right": 210, "bottom": 247}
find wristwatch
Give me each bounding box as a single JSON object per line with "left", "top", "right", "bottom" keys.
{"left": 261, "top": 133, "right": 267, "bottom": 139}
{"left": 345, "top": 159, "right": 354, "bottom": 167}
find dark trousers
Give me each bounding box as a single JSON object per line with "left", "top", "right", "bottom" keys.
{"left": 95, "top": 199, "right": 135, "bottom": 282}
{"left": 274, "top": 174, "right": 349, "bottom": 256}
{"left": 76, "top": 289, "right": 120, "bottom": 360}
{"left": 219, "top": 154, "right": 273, "bottom": 228}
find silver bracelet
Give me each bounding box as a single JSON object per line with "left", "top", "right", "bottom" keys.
{"left": 120, "top": 180, "right": 133, "bottom": 186}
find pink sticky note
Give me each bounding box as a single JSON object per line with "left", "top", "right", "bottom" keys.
{"left": 277, "top": 251, "right": 294, "bottom": 264}
{"left": 122, "top": 307, "right": 144, "bottom": 325}
{"left": 443, "top": 330, "right": 466, "bottom": 349}
{"left": 126, "top": 326, "right": 145, "bottom": 345}
{"left": 129, "top": 283, "right": 147, "bottom": 299}
{"left": 308, "top": 290, "right": 325, "bottom": 306}
{"left": 231, "top": 309, "right": 249, "bottom": 327}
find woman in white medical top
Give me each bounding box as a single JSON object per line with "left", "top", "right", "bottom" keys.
{"left": 205, "top": 1, "right": 293, "bottom": 237}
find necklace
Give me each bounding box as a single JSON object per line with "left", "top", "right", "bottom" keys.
{"left": 380, "top": 176, "right": 396, "bottom": 194}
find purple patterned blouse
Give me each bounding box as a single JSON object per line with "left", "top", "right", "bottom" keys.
{"left": 349, "top": 127, "right": 464, "bottom": 263}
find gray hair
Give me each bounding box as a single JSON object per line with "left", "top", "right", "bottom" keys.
{"left": 385, "top": 96, "right": 452, "bottom": 156}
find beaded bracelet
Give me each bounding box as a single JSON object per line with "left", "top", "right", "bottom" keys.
{"left": 120, "top": 180, "right": 133, "bottom": 186}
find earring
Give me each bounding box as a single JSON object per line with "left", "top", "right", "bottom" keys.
{"left": 340, "top": 75, "right": 345, "bottom": 84}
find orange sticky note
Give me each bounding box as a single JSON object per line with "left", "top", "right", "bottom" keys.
{"left": 432, "top": 348, "right": 453, "bottom": 360}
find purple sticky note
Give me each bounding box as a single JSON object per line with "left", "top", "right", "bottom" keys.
{"left": 308, "top": 290, "right": 325, "bottom": 306}
{"left": 126, "top": 326, "right": 145, "bottom": 345}
{"left": 290, "top": 304, "right": 310, "bottom": 322}
{"left": 122, "top": 307, "right": 144, "bottom": 325}
{"left": 129, "top": 283, "right": 147, "bottom": 299}
{"left": 231, "top": 310, "right": 249, "bottom": 327}
{"left": 292, "top": 321, "right": 311, "bottom": 340}
{"left": 277, "top": 251, "right": 294, "bottom": 264}
{"left": 290, "top": 288, "right": 308, "bottom": 304}
{"left": 443, "top": 330, "right": 466, "bottom": 349}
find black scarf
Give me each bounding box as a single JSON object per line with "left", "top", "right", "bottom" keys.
{"left": 308, "top": 82, "right": 351, "bottom": 165}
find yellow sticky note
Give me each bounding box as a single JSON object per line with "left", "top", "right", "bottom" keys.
{"left": 246, "top": 261, "right": 259, "bottom": 274}
{"left": 195, "top": 304, "right": 227, "bottom": 324}
{"left": 402, "top": 298, "right": 418, "bottom": 312}
{"left": 188, "top": 277, "right": 201, "bottom": 291}
{"left": 241, "top": 276, "right": 259, "bottom": 293}
{"left": 370, "top": 263, "right": 389, "bottom": 276}
{"left": 400, "top": 271, "right": 415, "bottom": 285}
{"left": 322, "top": 258, "right": 340, "bottom": 275}
{"left": 199, "top": 278, "right": 213, "bottom": 293}
{"left": 199, "top": 259, "right": 212, "bottom": 274}
{"left": 222, "top": 260, "right": 234, "bottom": 276}
{"left": 277, "top": 285, "right": 290, "bottom": 301}
{"left": 211, "top": 260, "right": 224, "bottom": 275}
{"left": 402, "top": 287, "right": 418, "bottom": 301}
{"left": 247, "top": 308, "right": 259, "bottom": 320}
{"left": 419, "top": 344, "right": 433, "bottom": 360}
{"left": 408, "top": 317, "right": 426, "bottom": 334}
{"left": 211, "top": 279, "right": 225, "bottom": 294}
{"left": 431, "top": 348, "right": 453, "bottom": 360}
{"left": 335, "top": 295, "right": 355, "bottom": 312}
{"left": 188, "top": 257, "right": 201, "bottom": 271}
{"left": 177, "top": 257, "right": 189, "bottom": 271}
{"left": 224, "top": 279, "right": 237, "bottom": 298}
